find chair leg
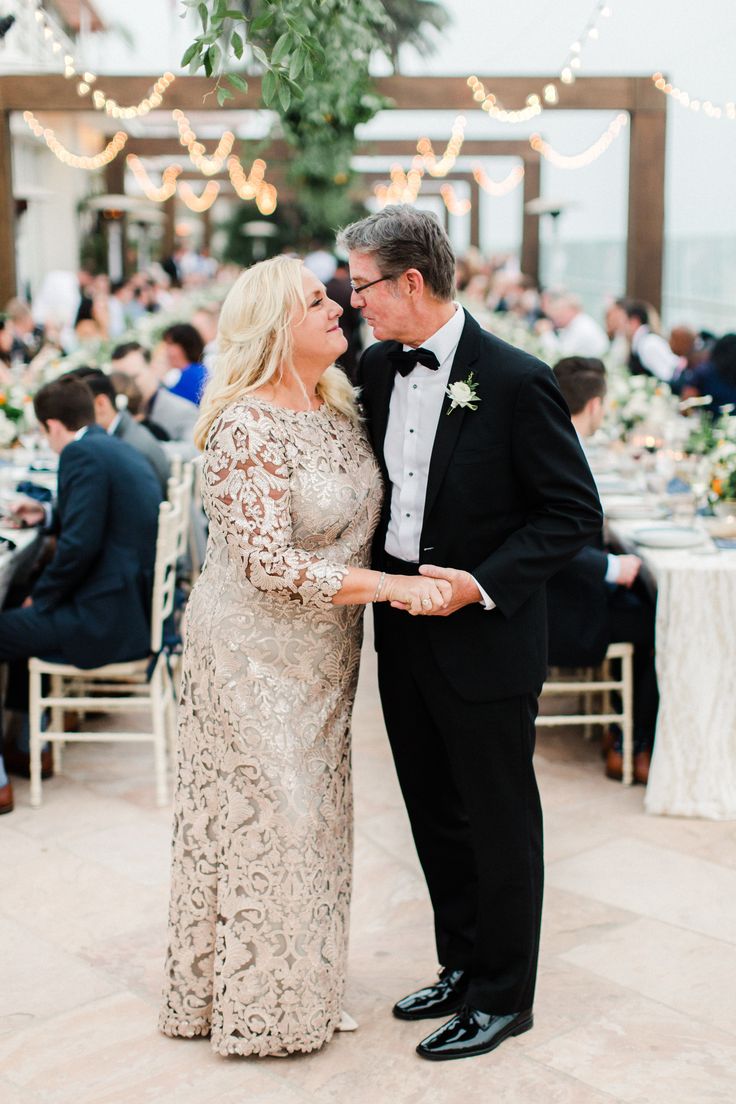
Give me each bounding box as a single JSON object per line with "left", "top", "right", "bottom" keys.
{"left": 29, "top": 665, "right": 43, "bottom": 808}
{"left": 151, "top": 661, "right": 169, "bottom": 808}
{"left": 51, "top": 674, "right": 63, "bottom": 773}
{"left": 621, "top": 651, "right": 634, "bottom": 786}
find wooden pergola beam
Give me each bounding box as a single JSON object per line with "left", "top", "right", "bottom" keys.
{"left": 0, "top": 74, "right": 662, "bottom": 113}
{"left": 121, "top": 137, "right": 541, "bottom": 161}
{"left": 0, "top": 74, "right": 665, "bottom": 310}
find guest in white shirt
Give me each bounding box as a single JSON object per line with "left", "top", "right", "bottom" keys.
{"left": 626, "top": 301, "right": 684, "bottom": 383}
{"left": 537, "top": 291, "right": 609, "bottom": 361}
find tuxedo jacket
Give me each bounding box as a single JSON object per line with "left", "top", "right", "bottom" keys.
{"left": 546, "top": 541, "right": 610, "bottom": 668}
{"left": 358, "top": 310, "right": 603, "bottom": 701}
{"left": 31, "top": 425, "right": 162, "bottom": 668}
{"left": 113, "top": 409, "right": 171, "bottom": 496}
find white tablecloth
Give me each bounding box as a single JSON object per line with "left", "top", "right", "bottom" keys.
{"left": 606, "top": 516, "right": 736, "bottom": 820}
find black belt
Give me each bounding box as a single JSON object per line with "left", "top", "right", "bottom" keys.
{"left": 383, "top": 553, "right": 422, "bottom": 576}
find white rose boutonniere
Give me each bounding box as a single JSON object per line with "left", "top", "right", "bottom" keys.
{"left": 446, "top": 371, "right": 481, "bottom": 414}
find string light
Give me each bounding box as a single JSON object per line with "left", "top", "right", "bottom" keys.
{"left": 30, "top": 3, "right": 174, "bottom": 118}
{"left": 172, "top": 110, "right": 236, "bottom": 174}
{"left": 529, "top": 113, "right": 628, "bottom": 169}
{"left": 416, "top": 117, "right": 466, "bottom": 177}
{"left": 473, "top": 164, "right": 525, "bottom": 196}
{"left": 558, "top": 1, "right": 612, "bottom": 86}
{"left": 439, "top": 184, "right": 471, "bottom": 216}
{"left": 374, "top": 163, "right": 425, "bottom": 207}
{"left": 227, "top": 155, "right": 277, "bottom": 211}
{"left": 126, "top": 155, "right": 182, "bottom": 201}
{"left": 467, "top": 77, "right": 542, "bottom": 123}
{"left": 651, "top": 73, "right": 735, "bottom": 119}
{"left": 178, "top": 181, "right": 221, "bottom": 213}
{"left": 22, "top": 111, "right": 127, "bottom": 170}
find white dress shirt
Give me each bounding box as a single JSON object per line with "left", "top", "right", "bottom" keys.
{"left": 383, "top": 306, "right": 494, "bottom": 609}
{"left": 631, "top": 325, "right": 683, "bottom": 383}
{"left": 540, "top": 311, "right": 609, "bottom": 360}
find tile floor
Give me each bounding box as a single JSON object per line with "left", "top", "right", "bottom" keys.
{"left": 1, "top": 640, "right": 735, "bottom": 1103}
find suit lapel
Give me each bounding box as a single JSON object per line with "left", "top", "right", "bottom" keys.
{"left": 368, "top": 341, "right": 401, "bottom": 473}
{"left": 422, "top": 310, "right": 482, "bottom": 528}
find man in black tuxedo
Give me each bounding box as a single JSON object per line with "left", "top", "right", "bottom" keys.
{"left": 338, "top": 207, "right": 602, "bottom": 1061}
{"left": 0, "top": 377, "right": 161, "bottom": 796}
{"left": 547, "top": 356, "right": 658, "bottom": 784}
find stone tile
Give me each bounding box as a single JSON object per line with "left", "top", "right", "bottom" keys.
{"left": 561, "top": 916, "right": 736, "bottom": 1035}
{"left": 61, "top": 818, "right": 171, "bottom": 889}
{"left": 8, "top": 779, "right": 160, "bottom": 842}
{"left": 546, "top": 838, "right": 736, "bottom": 944}
{"left": 540, "top": 886, "right": 640, "bottom": 958}
{"left": 0, "top": 1076, "right": 41, "bottom": 1103}
{"left": 525, "top": 995, "right": 736, "bottom": 1103}
{"left": 0, "top": 829, "right": 163, "bottom": 955}
{"left": 0, "top": 914, "right": 119, "bottom": 1025}
{"left": 78, "top": 923, "right": 168, "bottom": 1007}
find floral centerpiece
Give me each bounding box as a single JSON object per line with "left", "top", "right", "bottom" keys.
{"left": 0, "top": 384, "right": 34, "bottom": 447}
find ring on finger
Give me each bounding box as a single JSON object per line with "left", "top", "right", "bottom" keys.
{"left": 421, "top": 598, "right": 432, "bottom": 608}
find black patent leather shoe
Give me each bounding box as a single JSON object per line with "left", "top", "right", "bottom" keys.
{"left": 416, "top": 1006, "right": 533, "bottom": 1061}
{"left": 392, "top": 968, "right": 468, "bottom": 1021}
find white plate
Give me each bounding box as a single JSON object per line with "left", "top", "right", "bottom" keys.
{"left": 632, "top": 525, "right": 707, "bottom": 549}
{"left": 606, "top": 501, "right": 661, "bottom": 520}
{"left": 595, "top": 476, "right": 638, "bottom": 495}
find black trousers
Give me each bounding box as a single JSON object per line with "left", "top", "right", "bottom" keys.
{"left": 376, "top": 564, "right": 544, "bottom": 1013}
{"left": 608, "top": 585, "right": 658, "bottom": 751}
{"left": 0, "top": 605, "right": 63, "bottom": 715}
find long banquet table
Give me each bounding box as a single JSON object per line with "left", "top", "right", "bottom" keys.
{"left": 599, "top": 488, "right": 736, "bottom": 821}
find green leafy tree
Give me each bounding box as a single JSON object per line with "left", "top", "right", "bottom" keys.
{"left": 381, "top": 0, "right": 450, "bottom": 72}
{"left": 182, "top": 0, "right": 449, "bottom": 237}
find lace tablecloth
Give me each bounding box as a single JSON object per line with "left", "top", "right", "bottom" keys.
{"left": 607, "top": 518, "right": 736, "bottom": 820}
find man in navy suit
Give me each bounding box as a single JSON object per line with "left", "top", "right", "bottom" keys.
{"left": 338, "top": 207, "right": 602, "bottom": 1061}
{"left": 0, "top": 376, "right": 161, "bottom": 798}
{"left": 547, "top": 356, "right": 658, "bottom": 784}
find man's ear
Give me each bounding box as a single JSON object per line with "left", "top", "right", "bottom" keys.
{"left": 404, "top": 268, "right": 425, "bottom": 297}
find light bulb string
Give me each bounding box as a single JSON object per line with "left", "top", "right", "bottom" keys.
{"left": 30, "top": 0, "right": 175, "bottom": 118}
{"left": 22, "top": 110, "right": 127, "bottom": 170}
{"left": 529, "top": 113, "right": 628, "bottom": 169}
{"left": 473, "top": 164, "right": 525, "bottom": 196}
{"left": 651, "top": 73, "right": 736, "bottom": 120}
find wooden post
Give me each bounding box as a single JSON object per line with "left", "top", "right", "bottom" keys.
{"left": 0, "top": 112, "right": 17, "bottom": 304}
{"left": 163, "top": 195, "right": 176, "bottom": 256}
{"left": 627, "top": 107, "right": 666, "bottom": 312}
{"left": 469, "top": 178, "right": 480, "bottom": 249}
{"left": 521, "top": 157, "right": 541, "bottom": 284}
{"left": 201, "top": 205, "right": 212, "bottom": 250}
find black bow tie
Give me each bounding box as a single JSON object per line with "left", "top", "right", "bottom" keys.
{"left": 388, "top": 346, "right": 440, "bottom": 376}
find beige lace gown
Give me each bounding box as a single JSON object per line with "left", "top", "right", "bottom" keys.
{"left": 159, "top": 397, "right": 382, "bottom": 1057}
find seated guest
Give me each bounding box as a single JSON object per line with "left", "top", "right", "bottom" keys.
{"left": 65, "top": 367, "right": 170, "bottom": 496}
{"left": 110, "top": 341, "right": 198, "bottom": 445}
{"left": 680, "top": 333, "right": 736, "bottom": 415}
{"left": 161, "top": 323, "right": 207, "bottom": 405}
{"left": 626, "top": 301, "right": 684, "bottom": 383}
{"left": 547, "top": 357, "right": 658, "bottom": 784}
{"left": 538, "top": 291, "right": 609, "bottom": 360}
{"left": 0, "top": 377, "right": 162, "bottom": 802}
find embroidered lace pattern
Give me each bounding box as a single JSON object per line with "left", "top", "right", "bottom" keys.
{"left": 159, "top": 398, "right": 382, "bottom": 1055}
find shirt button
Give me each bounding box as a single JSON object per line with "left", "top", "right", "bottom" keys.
{"left": 406, "top": 512, "right": 410, "bottom": 518}
{"left": 412, "top": 384, "right": 418, "bottom": 390}
{"left": 409, "top": 428, "right": 414, "bottom": 434}
{"left": 409, "top": 472, "right": 414, "bottom": 477}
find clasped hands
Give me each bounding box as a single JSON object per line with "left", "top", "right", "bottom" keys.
{"left": 384, "top": 565, "right": 481, "bottom": 617}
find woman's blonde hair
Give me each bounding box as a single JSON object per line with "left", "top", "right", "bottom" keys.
{"left": 194, "top": 255, "right": 358, "bottom": 450}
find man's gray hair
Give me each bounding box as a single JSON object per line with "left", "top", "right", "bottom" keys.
{"left": 337, "top": 205, "right": 456, "bottom": 302}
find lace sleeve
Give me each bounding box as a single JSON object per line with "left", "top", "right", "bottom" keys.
{"left": 204, "top": 405, "right": 349, "bottom": 608}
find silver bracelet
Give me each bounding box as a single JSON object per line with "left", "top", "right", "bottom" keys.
{"left": 372, "top": 571, "right": 386, "bottom": 603}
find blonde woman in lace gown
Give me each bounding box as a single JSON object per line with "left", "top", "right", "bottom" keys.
{"left": 160, "top": 257, "right": 451, "bottom": 1057}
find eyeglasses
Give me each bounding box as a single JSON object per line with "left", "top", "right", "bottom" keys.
{"left": 349, "top": 274, "right": 392, "bottom": 295}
